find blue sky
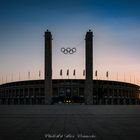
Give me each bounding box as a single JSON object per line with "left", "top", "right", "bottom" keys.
{"left": 0, "top": 0, "right": 140, "bottom": 84}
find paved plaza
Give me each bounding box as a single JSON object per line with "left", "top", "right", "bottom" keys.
{"left": 0, "top": 105, "right": 140, "bottom": 140}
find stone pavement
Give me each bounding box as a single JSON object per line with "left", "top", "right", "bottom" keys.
{"left": 0, "top": 105, "right": 140, "bottom": 140}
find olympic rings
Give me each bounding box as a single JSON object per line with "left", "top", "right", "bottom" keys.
{"left": 61, "top": 47, "right": 76, "bottom": 54}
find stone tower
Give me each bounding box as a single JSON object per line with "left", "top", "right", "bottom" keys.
{"left": 44, "top": 30, "right": 52, "bottom": 104}
{"left": 85, "top": 30, "right": 93, "bottom": 104}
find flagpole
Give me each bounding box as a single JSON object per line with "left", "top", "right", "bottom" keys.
{"left": 124, "top": 72, "right": 125, "bottom": 82}
{"left": 28, "top": 71, "right": 30, "bottom": 80}
{"left": 95, "top": 70, "right": 97, "bottom": 80}
{"left": 19, "top": 72, "right": 20, "bottom": 81}
{"left": 73, "top": 69, "right": 76, "bottom": 79}
{"left": 83, "top": 70, "right": 85, "bottom": 78}
{"left": 11, "top": 73, "right": 13, "bottom": 82}
{"left": 66, "top": 69, "right": 69, "bottom": 79}
{"left": 60, "top": 69, "right": 63, "bottom": 79}
{"left": 6, "top": 76, "right": 7, "bottom": 83}
{"left": 106, "top": 71, "right": 109, "bottom": 80}
{"left": 117, "top": 72, "right": 118, "bottom": 81}
{"left": 39, "top": 70, "right": 41, "bottom": 79}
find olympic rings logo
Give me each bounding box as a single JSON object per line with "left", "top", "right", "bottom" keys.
{"left": 61, "top": 47, "right": 76, "bottom": 54}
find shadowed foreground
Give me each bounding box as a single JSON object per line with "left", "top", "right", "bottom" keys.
{"left": 0, "top": 105, "right": 140, "bottom": 140}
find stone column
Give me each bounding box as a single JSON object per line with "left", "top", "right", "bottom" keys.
{"left": 84, "top": 30, "right": 93, "bottom": 104}
{"left": 44, "top": 30, "right": 52, "bottom": 104}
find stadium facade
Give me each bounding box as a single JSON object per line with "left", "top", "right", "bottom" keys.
{"left": 0, "top": 30, "right": 140, "bottom": 105}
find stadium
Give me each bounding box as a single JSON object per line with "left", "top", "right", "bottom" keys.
{"left": 0, "top": 30, "right": 140, "bottom": 105}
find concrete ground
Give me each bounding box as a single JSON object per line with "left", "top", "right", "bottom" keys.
{"left": 0, "top": 105, "right": 140, "bottom": 140}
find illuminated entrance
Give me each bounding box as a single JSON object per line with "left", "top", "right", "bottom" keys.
{"left": 52, "top": 85, "right": 84, "bottom": 104}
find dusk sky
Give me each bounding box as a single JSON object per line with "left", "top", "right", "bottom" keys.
{"left": 0, "top": 0, "right": 140, "bottom": 85}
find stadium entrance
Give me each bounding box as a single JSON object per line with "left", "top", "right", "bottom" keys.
{"left": 52, "top": 87, "right": 84, "bottom": 104}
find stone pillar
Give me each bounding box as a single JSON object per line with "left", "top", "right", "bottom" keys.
{"left": 45, "top": 30, "right": 52, "bottom": 104}
{"left": 84, "top": 30, "right": 93, "bottom": 104}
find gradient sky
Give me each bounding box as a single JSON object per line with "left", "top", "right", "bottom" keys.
{"left": 0, "top": 0, "right": 140, "bottom": 85}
